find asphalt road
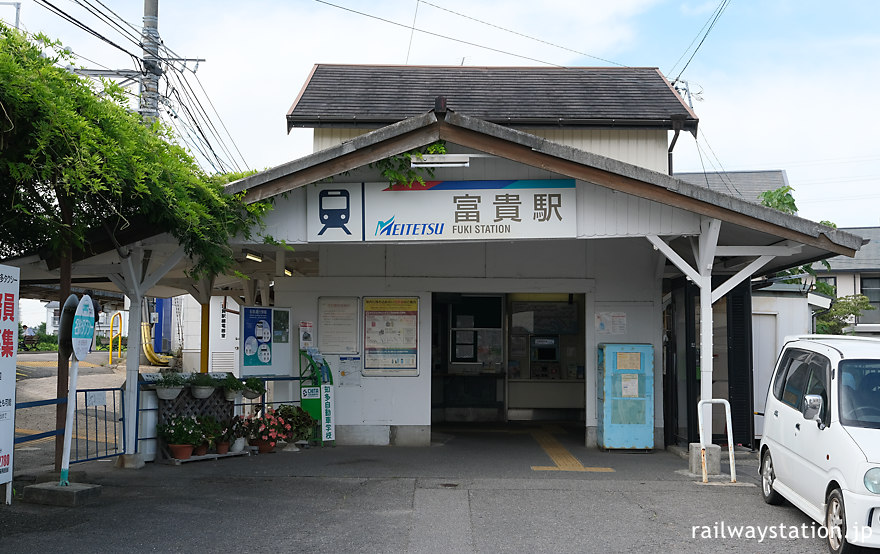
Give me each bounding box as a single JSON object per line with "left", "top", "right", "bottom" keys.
{"left": 2, "top": 425, "right": 837, "bottom": 554}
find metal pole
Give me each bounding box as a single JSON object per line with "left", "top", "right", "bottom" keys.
{"left": 139, "top": 0, "right": 161, "bottom": 120}
{"left": 59, "top": 357, "right": 79, "bottom": 485}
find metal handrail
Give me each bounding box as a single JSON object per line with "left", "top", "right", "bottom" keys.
{"left": 109, "top": 311, "right": 123, "bottom": 365}
{"left": 697, "top": 398, "right": 737, "bottom": 484}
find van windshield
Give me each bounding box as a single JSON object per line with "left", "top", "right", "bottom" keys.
{"left": 838, "top": 360, "right": 880, "bottom": 429}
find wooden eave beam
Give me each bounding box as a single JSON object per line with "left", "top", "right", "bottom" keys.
{"left": 436, "top": 122, "right": 856, "bottom": 258}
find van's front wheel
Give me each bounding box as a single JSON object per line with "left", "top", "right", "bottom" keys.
{"left": 826, "top": 488, "right": 857, "bottom": 554}
{"left": 760, "top": 451, "right": 783, "bottom": 505}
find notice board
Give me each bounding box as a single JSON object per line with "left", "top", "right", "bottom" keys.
{"left": 240, "top": 306, "right": 293, "bottom": 376}
{"left": 363, "top": 297, "right": 419, "bottom": 376}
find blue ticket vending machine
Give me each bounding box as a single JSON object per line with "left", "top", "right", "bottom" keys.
{"left": 597, "top": 343, "right": 654, "bottom": 449}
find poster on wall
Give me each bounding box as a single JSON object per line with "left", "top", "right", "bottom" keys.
{"left": 241, "top": 307, "right": 293, "bottom": 377}
{"left": 0, "top": 264, "right": 20, "bottom": 491}
{"left": 363, "top": 297, "right": 418, "bottom": 376}
{"left": 243, "top": 307, "right": 272, "bottom": 367}
{"left": 318, "top": 296, "right": 359, "bottom": 354}
{"left": 299, "top": 321, "right": 314, "bottom": 349}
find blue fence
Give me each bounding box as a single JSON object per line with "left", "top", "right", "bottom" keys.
{"left": 14, "top": 388, "right": 124, "bottom": 464}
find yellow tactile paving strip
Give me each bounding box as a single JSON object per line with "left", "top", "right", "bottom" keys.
{"left": 529, "top": 430, "right": 614, "bottom": 472}
{"left": 17, "top": 361, "right": 101, "bottom": 368}
{"left": 439, "top": 425, "right": 614, "bottom": 473}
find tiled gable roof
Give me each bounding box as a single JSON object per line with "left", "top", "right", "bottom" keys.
{"left": 287, "top": 64, "right": 698, "bottom": 132}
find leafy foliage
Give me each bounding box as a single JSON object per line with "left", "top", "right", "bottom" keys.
{"left": 0, "top": 26, "right": 270, "bottom": 279}
{"left": 816, "top": 294, "right": 875, "bottom": 335}
{"left": 759, "top": 184, "right": 836, "bottom": 289}
{"left": 758, "top": 185, "right": 798, "bottom": 215}
{"left": 369, "top": 141, "right": 447, "bottom": 186}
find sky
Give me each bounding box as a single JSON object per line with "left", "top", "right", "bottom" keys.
{"left": 5, "top": 0, "right": 880, "bottom": 323}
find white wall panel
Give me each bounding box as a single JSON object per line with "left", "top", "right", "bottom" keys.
{"left": 576, "top": 181, "right": 700, "bottom": 238}
{"left": 260, "top": 188, "right": 308, "bottom": 243}
{"left": 524, "top": 129, "right": 669, "bottom": 172}
{"left": 313, "top": 128, "right": 368, "bottom": 151}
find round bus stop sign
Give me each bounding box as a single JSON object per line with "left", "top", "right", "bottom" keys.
{"left": 71, "top": 295, "right": 95, "bottom": 361}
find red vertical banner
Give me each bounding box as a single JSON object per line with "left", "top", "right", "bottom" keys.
{"left": 0, "top": 264, "right": 20, "bottom": 490}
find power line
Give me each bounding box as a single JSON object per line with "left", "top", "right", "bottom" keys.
{"left": 73, "top": 0, "right": 142, "bottom": 50}
{"left": 34, "top": 0, "right": 143, "bottom": 70}
{"left": 670, "top": 0, "right": 730, "bottom": 83}
{"left": 417, "top": 0, "right": 627, "bottom": 67}
{"left": 313, "top": 0, "right": 564, "bottom": 67}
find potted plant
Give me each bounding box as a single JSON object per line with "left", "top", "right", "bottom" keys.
{"left": 277, "top": 404, "right": 318, "bottom": 444}
{"left": 221, "top": 373, "right": 245, "bottom": 402}
{"left": 189, "top": 372, "right": 219, "bottom": 399}
{"left": 196, "top": 415, "right": 224, "bottom": 455}
{"left": 238, "top": 408, "right": 293, "bottom": 453}
{"left": 242, "top": 377, "right": 266, "bottom": 400}
{"left": 157, "top": 414, "right": 203, "bottom": 460}
{"left": 154, "top": 372, "right": 186, "bottom": 401}
{"left": 227, "top": 416, "right": 249, "bottom": 453}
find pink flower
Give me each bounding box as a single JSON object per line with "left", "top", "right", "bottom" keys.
{"left": 261, "top": 434, "right": 268, "bottom": 440}
{"left": 284, "top": 424, "right": 291, "bottom": 430}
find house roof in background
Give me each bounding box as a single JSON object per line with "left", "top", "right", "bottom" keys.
{"left": 817, "top": 227, "right": 879, "bottom": 271}
{"left": 287, "top": 64, "right": 698, "bottom": 133}
{"left": 674, "top": 170, "right": 788, "bottom": 204}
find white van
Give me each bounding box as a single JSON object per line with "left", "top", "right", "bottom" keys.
{"left": 761, "top": 335, "right": 880, "bottom": 553}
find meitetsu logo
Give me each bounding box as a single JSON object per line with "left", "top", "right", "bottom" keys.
{"left": 375, "top": 216, "right": 445, "bottom": 237}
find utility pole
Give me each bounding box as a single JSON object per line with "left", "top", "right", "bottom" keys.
{"left": 139, "top": 0, "right": 161, "bottom": 120}
{"left": 0, "top": 2, "right": 21, "bottom": 29}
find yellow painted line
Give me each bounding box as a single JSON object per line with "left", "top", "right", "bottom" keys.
{"left": 529, "top": 430, "right": 614, "bottom": 473}
{"left": 16, "top": 361, "right": 101, "bottom": 368}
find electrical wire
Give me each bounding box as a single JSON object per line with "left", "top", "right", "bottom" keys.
{"left": 313, "top": 0, "right": 565, "bottom": 67}
{"left": 73, "top": 0, "right": 142, "bottom": 49}
{"left": 191, "top": 72, "right": 248, "bottom": 170}
{"left": 34, "top": 0, "right": 144, "bottom": 70}
{"left": 671, "top": 0, "right": 730, "bottom": 84}
{"left": 417, "top": 0, "right": 627, "bottom": 67}
{"left": 696, "top": 128, "right": 742, "bottom": 198}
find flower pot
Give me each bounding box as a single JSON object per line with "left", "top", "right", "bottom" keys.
{"left": 242, "top": 388, "right": 262, "bottom": 400}
{"left": 191, "top": 385, "right": 215, "bottom": 399}
{"left": 249, "top": 439, "right": 275, "bottom": 454}
{"left": 156, "top": 386, "right": 183, "bottom": 401}
{"left": 168, "top": 444, "right": 194, "bottom": 460}
{"left": 230, "top": 437, "right": 247, "bottom": 453}
{"left": 223, "top": 389, "right": 239, "bottom": 402}
{"left": 215, "top": 441, "right": 230, "bottom": 455}
{"left": 193, "top": 442, "right": 209, "bottom": 456}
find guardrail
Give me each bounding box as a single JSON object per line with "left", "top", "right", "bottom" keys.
{"left": 697, "top": 398, "right": 737, "bottom": 484}
{"left": 14, "top": 388, "right": 124, "bottom": 464}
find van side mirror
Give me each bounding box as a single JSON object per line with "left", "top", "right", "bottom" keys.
{"left": 802, "top": 394, "right": 825, "bottom": 429}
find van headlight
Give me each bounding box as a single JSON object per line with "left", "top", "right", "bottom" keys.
{"left": 866, "top": 468, "right": 880, "bottom": 494}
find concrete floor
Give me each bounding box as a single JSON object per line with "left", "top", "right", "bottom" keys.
{"left": 5, "top": 353, "right": 833, "bottom": 553}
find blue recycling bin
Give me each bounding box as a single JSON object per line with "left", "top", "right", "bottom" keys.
{"left": 597, "top": 343, "right": 654, "bottom": 449}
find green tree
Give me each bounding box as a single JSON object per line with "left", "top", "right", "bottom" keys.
{"left": 816, "top": 295, "right": 875, "bottom": 335}
{"left": 759, "top": 185, "right": 834, "bottom": 290}
{"left": 0, "top": 26, "right": 269, "bottom": 279}
{"left": 0, "top": 26, "right": 271, "bottom": 468}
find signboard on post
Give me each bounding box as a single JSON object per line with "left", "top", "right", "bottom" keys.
{"left": 71, "top": 295, "right": 95, "bottom": 361}
{"left": 363, "top": 297, "right": 419, "bottom": 376}
{"left": 0, "top": 264, "right": 19, "bottom": 500}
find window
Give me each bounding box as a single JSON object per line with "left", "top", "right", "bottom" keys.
{"left": 861, "top": 277, "right": 880, "bottom": 324}
{"left": 781, "top": 360, "right": 810, "bottom": 409}
{"left": 773, "top": 349, "right": 810, "bottom": 401}
{"left": 816, "top": 276, "right": 836, "bottom": 294}
{"left": 804, "top": 356, "right": 830, "bottom": 424}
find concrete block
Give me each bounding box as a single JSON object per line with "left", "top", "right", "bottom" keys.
{"left": 689, "top": 443, "right": 721, "bottom": 475}
{"left": 115, "top": 454, "right": 145, "bottom": 469}
{"left": 23, "top": 482, "right": 102, "bottom": 507}
{"left": 585, "top": 426, "right": 598, "bottom": 449}
{"left": 390, "top": 425, "right": 430, "bottom": 446}
{"left": 335, "top": 425, "right": 390, "bottom": 445}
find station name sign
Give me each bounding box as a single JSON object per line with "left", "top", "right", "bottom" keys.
{"left": 307, "top": 180, "right": 576, "bottom": 243}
